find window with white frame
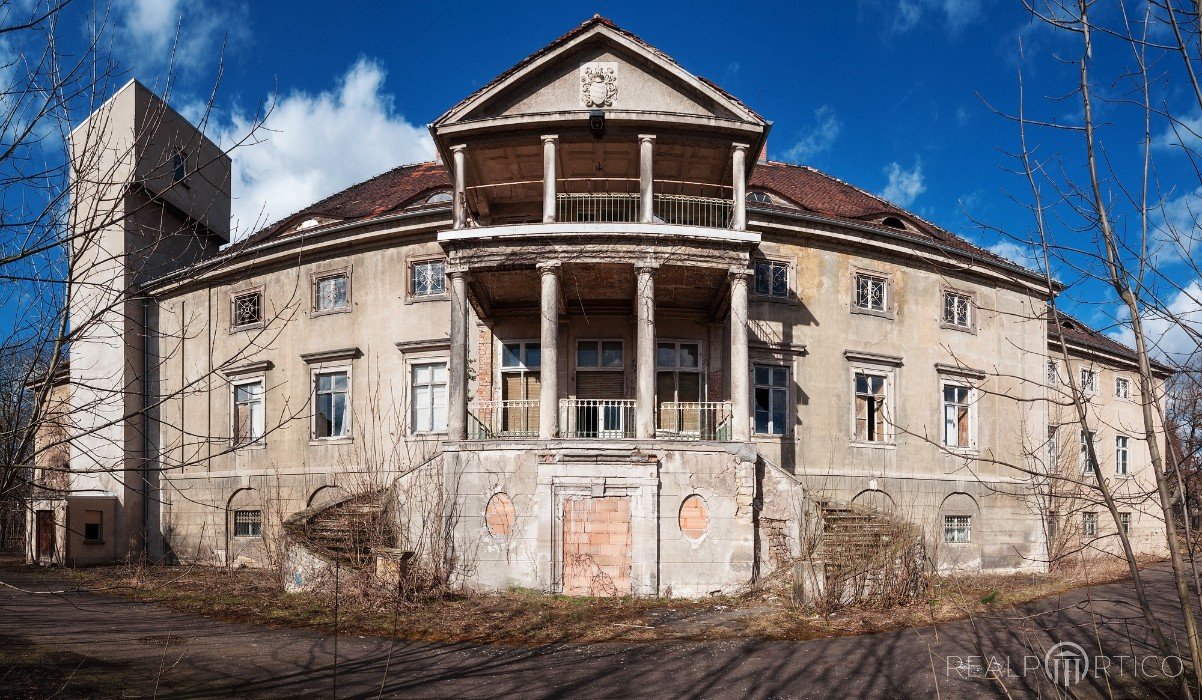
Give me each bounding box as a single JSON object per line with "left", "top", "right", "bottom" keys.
{"left": 1115, "top": 376, "right": 1131, "bottom": 400}
{"left": 1080, "top": 367, "right": 1098, "bottom": 393}
{"left": 411, "top": 259, "right": 446, "bottom": 298}
{"left": 854, "top": 371, "right": 890, "bottom": 443}
{"left": 411, "top": 362, "right": 448, "bottom": 434}
{"left": 500, "top": 341, "right": 540, "bottom": 434}
{"left": 853, "top": 274, "right": 887, "bottom": 312}
{"left": 944, "top": 515, "right": 971, "bottom": 543}
{"left": 1119, "top": 512, "right": 1131, "bottom": 534}
{"left": 942, "top": 383, "right": 975, "bottom": 449}
{"left": 232, "top": 379, "right": 264, "bottom": 446}
{"left": 1046, "top": 359, "right": 1059, "bottom": 385}
{"left": 1047, "top": 425, "right": 1058, "bottom": 470}
{"left": 942, "top": 292, "right": 972, "bottom": 329}
{"left": 314, "top": 272, "right": 349, "bottom": 313}
{"left": 314, "top": 370, "right": 350, "bottom": 438}
{"left": 1116, "top": 435, "right": 1130, "bottom": 475}
{"left": 753, "top": 365, "right": 788, "bottom": 436}
{"left": 231, "top": 290, "right": 262, "bottom": 328}
{"left": 1082, "top": 512, "right": 1097, "bottom": 537}
{"left": 1080, "top": 429, "right": 1095, "bottom": 473}
{"left": 753, "top": 260, "right": 789, "bottom": 299}
{"left": 233, "top": 509, "right": 261, "bottom": 538}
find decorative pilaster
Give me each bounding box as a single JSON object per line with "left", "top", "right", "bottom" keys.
{"left": 538, "top": 262, "right": 560, "bottom": 439}
{"left": 639, "top": 135, "right": 656, "bottom": 224}
{"left": 447, "top": 270, "right": 469, "bottom": 440}
{"left": 731, "top": 143, "right": 749, "bottom": 231}
{"left": 729, "top": 267, "right": 751, "bottom": 442}
{"left": 635, "top": 264, "right": 657, "bottom": 439}
{"left": 542, "top": 135, "right": 558, "bottom": 224}
{"left": 451, "top": 145, "right": 467, "bottom": 230}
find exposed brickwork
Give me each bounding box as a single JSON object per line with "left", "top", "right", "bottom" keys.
{"left": 476, "top": 322, "right": 494, "bottom": 403}
{"left": 485, "top": 493, "right": 515, "bottom": 539}
{"left": 678, "top": 495, "right": 709, "bottom": 540}
{"left": 562, "top": 496, "right": 631, "bottom": 596}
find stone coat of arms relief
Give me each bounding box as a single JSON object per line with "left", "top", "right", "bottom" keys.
{"left": 580, "top": 62, "right": 617, "bottom": 108}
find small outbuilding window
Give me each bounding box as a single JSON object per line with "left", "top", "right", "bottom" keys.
{"left": 234, "top": 509, "right": 262, "bottom": 538}
{"left": 83, "top": 510, "right": 103, "bottom": 542}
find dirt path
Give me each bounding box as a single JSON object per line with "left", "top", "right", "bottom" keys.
{"left": 0, "top": 562, "right": 1188, "bottom": 698}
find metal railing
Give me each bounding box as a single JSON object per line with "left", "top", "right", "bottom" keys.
{"left": 653, "top": 194, "right": 733, "bottom": 228}
{"left": 556, "top": 193, "right": 640, "bottom": 223}
{"left": 560, "top": 399, "right": 635, "bottom": 439}
{"left": 656, "top": 401, "right": 733, "bottom": 441}
{"left": 469, "top": 400, "right": 540, "bottom": 439}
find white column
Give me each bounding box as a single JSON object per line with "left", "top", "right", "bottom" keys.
{"left": 729, "top": 268, "right": 751, "bottom": 442}
{"left": 731, "top": 143, "right": 748, "bottom": 231}
{"left": 639, "top": 134, "right": 655, "bottom": 223}
{"left": 635, "top": 264, "right": 656, "bottom": 439}
{"left": 538, "top": 262, "right": 560, "bottom": 439}
{"left": 542, "top": 135, "right": 558, "bottom": 223}
{"left": 447, "top": 270, "right": 468, "bottom": 440}
{"left": 452, "top": 145, "right": 467, "bottom": 230}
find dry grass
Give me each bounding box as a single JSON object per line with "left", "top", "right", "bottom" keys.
{"left": 60, "top": 555, "right": 1155, "bottom": 645}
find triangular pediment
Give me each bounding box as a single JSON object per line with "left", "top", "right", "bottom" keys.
{"left": 434, "top": 17, "right": 766, "bottom": 129}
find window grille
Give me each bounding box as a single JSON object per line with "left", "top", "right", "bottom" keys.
{"left": 234, "top": 510, "right": 261, "bottom": 538}
{"left": 754, "top": 260, "right": 789, "bottom": 298}
{"left": 232, "top": 292, "right": 262, "bottom": 327}
{"left": 942, "top": 292, "right": 972, "bottom": 328}
{"left": 854, "top": 274, "right": 886, "bottom": 311}
{"left": 412, "top": 260, "right": 446, "bottom": 297}
{"left": 944, "top": 515, "right": 971, "bottom": 543}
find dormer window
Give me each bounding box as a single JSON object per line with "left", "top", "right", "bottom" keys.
{"left": 881, "top": 216, "right": 905, "bottom": 230}
{"left": 426, "top": 191, "right": 453, "bottom": 204}
{"left": 747, "top": 191, "right": 772, "bottom": 205}
{"left": 297, "top": 218, "right": 321, "bottom": 230}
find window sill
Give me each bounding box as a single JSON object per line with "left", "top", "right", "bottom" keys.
{"left": 940, "top": 322, "right": 977, "bottom": 334}
{"left": 309, "top": 437, "right": 353, "bottom": 446}
{"left": 750, "top": 295, "right": 798, "bottom": 306}
{"left": 83, "top": 540, "right": 105, "bottom": 546}
{"left": 233, "top": 534, "right": 261, "bottom": 539}
{"left": 413, "top": 430, "right": 449, "bottom": 438}
{"left": 232, "top": 442, "right": 267, "bottom": 452}
{"left": 942, "top": 445, "right": 979, "bottom": 456}
{"left": 311, "top": 306, "right": 352, "bottom": 318}
{"left": 850, "top": 440, "right": 896, "bottom": 450}
{"left": 230, "top": 323, "right": 266, "bottom": 334}
{"left": 405, "top": 294, "right": 449, "bottom": 305}
{"left": 850, "top": 306, "right": 895, "bottom": 320}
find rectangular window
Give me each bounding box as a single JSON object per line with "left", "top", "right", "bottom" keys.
{"left": 754, "top": 260, "right": 789, "bottom": 298}
{"left": 1083, "top": 512, "right": 1097, "bottom": 537}
{"left": 577, "top": 340, "right": 624, "bottom": 369}
{"left": 1080, "top": 368, "right": 1098, "bottom": 393}
{"left": 854, "top": 372, "right": 889, "bottom": 442}
{"left": 83, "top": 510, "right": 103, "bottom": 542}
{"left": 232, "top": 291, "right": 262, "bottom": 328}
{"left": 500, "top": 341, "right": 540, "bottom": 434}
{"left": 854, "top": 274, "right": 887, "bottom": 312}
{"left": 657, "top": 341, "right": 703, "bottom": 430}
{"left": 1115, "top": 435, "right": 1130, "bottom": 475}
{"left": 172, "top": 149, "right": 187, "bottom": 183}
{"left": 1115, "top": 376, "right": 1131, "bottom": 400}
{"left": 1080, "top": 430, "right": 1095, "bottom": 473}
{"left": 942, "top": 384, "right": 973, "bottom": 448}
{"left": 314, "top": 272, "right": 349, "bottom": 312}
{"left": 753, "top": 365, "right": 788, "bottom": 436}
{"left": 411, "top": 260, "right": 446, "bottom": 297}
{"left": 314, "top": 371, "right": 350, "bottom": 438}
{"left": 1046, "top": 425, "right": 1058, "bottom": 469}
{"left": 233, "top": 509, "right": 262, "bottom": 538}
{"left": 944, "top": 515, "right": 971, "bottom": 544}
{"left": 942, "top": 292, "right": 972, "bottom": 328}
{"left": 232, "top": 380, "right": 265, "bottom": 446}
{"left": 1046, "top": 360, "right": 1059, "bottom": 385}
{"left": 1119, "top": 512, "right": 1131, "bottom": 535}
{"left": 1047, "top": 511, "right": 1058, "bottom": 543}
{"left": 411, "top": 362, "right": 448, "bottom": 433}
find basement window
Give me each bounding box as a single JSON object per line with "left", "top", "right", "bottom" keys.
{"left": 944, "top": 515, "right": 971, "bottom": 544}
{"left": 234, "top": 509, "right": 262, "bottom": 538}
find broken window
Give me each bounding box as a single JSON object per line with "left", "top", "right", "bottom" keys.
{"left": 83, "top": 510, "right": 103, "bottom": 542}
{"left": 942, "top": 384, "right": 973, "bottom": 448}
{"left": 314, "top": 273, "right": 349, "bottom": 312}
{"left": 854, "top": 372, "right": 888, "bottom": 442}
{"left": 232, "top": 380, "right": 264, "bottom": 446}
{"left": 753, "top": 365, "right": 788, "bottom": 436}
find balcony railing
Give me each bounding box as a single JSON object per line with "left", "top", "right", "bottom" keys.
{"left": 469, "top": 400, "right": 540, "bottom": 439}
{"left": 554, "top": 192, "right": 733, "bottom": 228}
{"left": 560, "top": 399, "right": 635, "bottom": 439}
{"left": 656, "top": 401, "right": 733, "bottom": 441}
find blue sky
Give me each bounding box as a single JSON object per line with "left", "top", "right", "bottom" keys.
{"left": 23, "top": 1, "right": 1202, "bottom": 360}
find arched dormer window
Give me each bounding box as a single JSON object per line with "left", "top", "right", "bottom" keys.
{"left": 747, "top": 190, "right": 772, "bottom": 205}
{"left": 296, "top": 218, "right": 321, "bottom": 231}
{"left": 1060, "top": 319, "right": 1076, "bottom": 331}
{"left": 426, "top": 191, "right": 453, "bottom": 204}
{"left": 881, "top": 216, "right": 906, "bottom": 230}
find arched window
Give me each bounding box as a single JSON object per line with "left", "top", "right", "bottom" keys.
{"left": 746, "top": 190, "right": 772, "bottom": 205}
{"left": 881, "top": 216, "right": 905, "bottom": 230}
{"left": 426, "top": 191, "right": 453, "bottom": 204}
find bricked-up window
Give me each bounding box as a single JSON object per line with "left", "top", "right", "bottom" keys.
{"left": 753, "top": 365, "right": 788, "bottom": 436}
{"left": 83, "top": 510, "right": 103, "bottom": 542}
{"left": 1116, "top": 435, "right": 1130, "bottom": 475}
{"left": 314, "top": 371, "right": 350, "bottom": 438}
{"left": 942, "top": 384, "right": 974, "bottom": 449}
{"left": 854, "top": 274, "right": 887, "bottom": 312}
{"left": 942, "top": 292, "right": 972, "bottom": 328}
{"left": 944, "top": 515, "right": 971, "bottom": 544}
{"left": 484, "top": 493, "right": 515, "bottom": 539}
{"left": 411, "top": 260, "right": 446, "bottom": 297}
{"left": 234, "top": 509, "right": 261, "bottom": 538}
{"left": 314, "top": 273, "right": 349, "bottom": 312}
{"left": 1082, "top": 512, "right": 1098, "bottom": 536}
{"left": 754, "top": 260, "right": 788, "bottom": 298}
{"left": 232, "top": 291, "right": 262, "bottom": 328}
{"left": 1119, "top": 512, "right": 1131, "bottom": 534}
{"left": 232, "top": 380, "right": 264, "bottom": 446}
{"left": 1080, "top": 367, "right": 1099, "bottom": 393}
{"left": 411, "top": 362, "right": 448, "bottom": 433}
{"left": 854, "top": 372, "right": 888, "bottom": 442}
{"left": 1115, "top": 376, "right": 1131, "bottom": 400}
{"left": 678, "top": 495, "right": 709, "bottom": 540}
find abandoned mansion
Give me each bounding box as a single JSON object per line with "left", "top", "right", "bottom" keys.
{"left": 29, "top": 16, "right": 1170, "bottom": 595}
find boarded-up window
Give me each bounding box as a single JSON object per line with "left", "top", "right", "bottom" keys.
{"left": 854, "top": 372, "right": 887, "bottom": 442}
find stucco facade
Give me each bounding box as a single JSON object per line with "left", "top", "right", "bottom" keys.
{"left": 36, "top": 16, "right": 1169, "bottom": 592}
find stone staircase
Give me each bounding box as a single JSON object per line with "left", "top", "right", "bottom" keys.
{"left": 814, "top": 502, "right": 900, "bottom": 563}
{"left": 283, "top": 491, "right": 392, "bottom": 568}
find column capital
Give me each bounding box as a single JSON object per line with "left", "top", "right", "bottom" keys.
{"left": 634, "top": 261, "right": 660, "bottom": 276}
{"left": 638, "top": 133, "right": 657, "bottom": 144}
{"left": 536, "top": 261, "right": 562, "bottom": 275}
{"left": 447, "top": 267, "right": 471, "bottom": 281}
{"left": 728, "top": 266, "right": 753, "bottom": 281}
{"left": 541, "top": 134, "right": 559, "bottom": 144}
{"left": 732, "top": 142, "right": 750, "bottom": 153}
{"left": 450, "top": 144, "right": 468, "bottom": 154}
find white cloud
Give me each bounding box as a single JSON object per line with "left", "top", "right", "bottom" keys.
{"left": 111, "top": 0, "right": 247, "bottom": 78}
{"left": 1154, "top": 111, "right": 1202, "bottom": 152}
{"left": 781, "top": 106, "right": 842, "bottom": 163}
{"left": 209, "top": 59, "right": 436, "bottom": 238}
{"left": 879, "top": 160, "right": 926, "bottom": 207}
{"left": 986, "top": 240, "right": 1041, "bottom": 268}
{"left": 881, "top": 0, "right": 985, "bottom": 35}
{"left": 1109, "top": 281, "right": 1202, "bottom": 366}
